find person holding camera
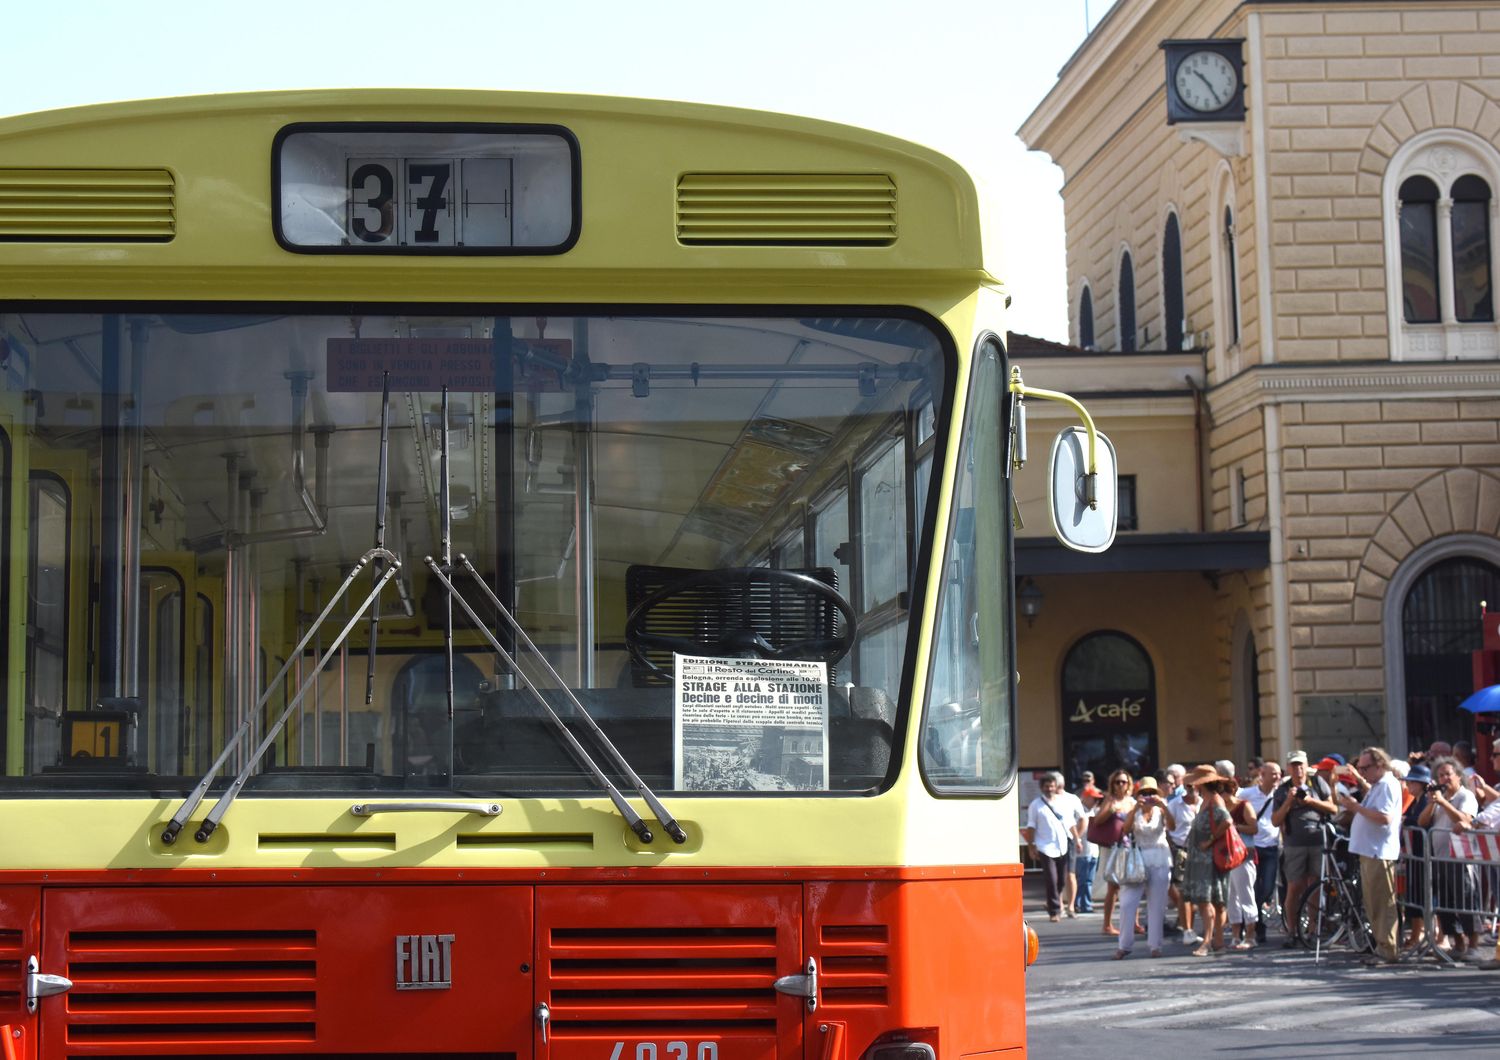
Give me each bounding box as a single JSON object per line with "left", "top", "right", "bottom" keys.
{"left": 1419, "top": 755, "right": 1481, "bottom": 960}
{"left": 1114, "top": 775, "right": 1176, "bottom": 959}
{"left": 1271, "top": 749, "right": 1337, "bottom": 946}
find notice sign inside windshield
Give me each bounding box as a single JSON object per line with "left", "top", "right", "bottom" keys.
{"left": 674, "top": 655, "right": 829, "bottom": 792}
{"left": 326, "top": 337, "right": 573, "bottom": 392}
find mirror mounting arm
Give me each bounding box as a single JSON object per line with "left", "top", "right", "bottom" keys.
{"left": 1009, "top": 367, "right": 1100, "bottom": 509}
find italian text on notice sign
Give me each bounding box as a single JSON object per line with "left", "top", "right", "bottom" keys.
{"left": 326, "top": 338, "right": 498, "bottom": 393}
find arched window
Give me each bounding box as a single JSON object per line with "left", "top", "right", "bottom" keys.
{"left": 1162, "top": 214, "right": 1184, "bottom": 351}
{"left": 1453, "top": 174, "right": 1493, "bottom": 323}
{"left": 1223, "top": 206, "right": 1240, "bottom": 346}
{"left": 1401, "top": 555, "right": 1500, "bottom": 751}
{"left": 1385, "top": 132, "right": 1500, "bottom": 359}
{"left": 1078, "top": 284, "right": 1095, "bottom": 349}
{"left": 1060, "top": 631, "right": 1156, "bottom": 787}
{"left": 1400, "top": 175, "right": 1441, "bottom": 323}
{"left": 1118, "top": 251, "right": 1136, "bottom": 351}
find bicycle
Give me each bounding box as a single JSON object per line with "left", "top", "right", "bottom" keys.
{"left": 1291, "top": 826, "right": 1373, "bottom": 956}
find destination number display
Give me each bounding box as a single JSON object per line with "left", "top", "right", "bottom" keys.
{"left": 276, "top": 124, "right": 578, "bottom": 253}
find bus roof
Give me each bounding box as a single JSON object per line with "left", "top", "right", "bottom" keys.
{"left": 0, "top": 90, "right": 991, "bottom": 304}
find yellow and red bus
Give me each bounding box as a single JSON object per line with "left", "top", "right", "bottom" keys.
{"left": 0, "top": 91, "right": 1113, "bottom": 1059}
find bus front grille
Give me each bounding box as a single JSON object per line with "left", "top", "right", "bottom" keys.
{"left": 62, "top": 929, "right": 317, "bottom": 1048}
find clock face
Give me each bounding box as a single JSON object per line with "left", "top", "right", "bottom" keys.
{"left": 1174, "top": 50, "right": 1238, "bottom": 113}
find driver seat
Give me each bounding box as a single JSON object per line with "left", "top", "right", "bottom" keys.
{"left": 624, "top": 564, "right": 842, "bottom": 687}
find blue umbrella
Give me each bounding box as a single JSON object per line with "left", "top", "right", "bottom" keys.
{"left": 1458, "top": 685, "right": 1500, "bottom": 714}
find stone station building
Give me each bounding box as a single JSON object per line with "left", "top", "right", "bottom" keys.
{"left": 1013, "top": 0, "right": 1500, "bottom": 783}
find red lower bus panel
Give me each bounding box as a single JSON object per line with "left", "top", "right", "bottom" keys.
{"left": 18, "top": 871, "right": 1023, "bottom": 1058}
{"left": 40, "top": 885, "right": 533, "bottom": 1056}
{"left": 806, "top": 875, "right": 1024, "bottom": 1059}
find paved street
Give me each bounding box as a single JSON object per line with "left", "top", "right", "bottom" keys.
{"left": 1022, "top": 875, "right": 1500, "bottom": 1055}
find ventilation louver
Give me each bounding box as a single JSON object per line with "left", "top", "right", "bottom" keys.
{"left": 0, "top": 929, "right": 22, "bottom": 1013}
{"left": 0, "top": 169, "right": 175, "bottom": 241}
{"left": 677, "top": 173, "right": 896, "bottom": 246}
{"left": 63, "top": 929, "right": 316, "bottom": 1049}
{"left": 544, "top": 925, "right": 780, "bottom": 1038}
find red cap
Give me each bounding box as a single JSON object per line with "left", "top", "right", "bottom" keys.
{"left": 1314, "top": 757, "right": 1341, "bottom": 771}
{"left": 1081, "top": 784, "right": 1104, "bottom": 798}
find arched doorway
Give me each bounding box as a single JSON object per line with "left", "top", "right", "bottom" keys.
{"left": 1230, "top": 611, "right": 1262, "bottom": 763}
{"left": 1400, "top": 555, "right": 1500, "bottom": 751}
{"left": 1060, "top": 631, "right": 1157, "bottom": 787}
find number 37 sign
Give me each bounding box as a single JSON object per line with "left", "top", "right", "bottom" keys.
{"left": 348, "top": 156, "right": 513, "bottom": 248}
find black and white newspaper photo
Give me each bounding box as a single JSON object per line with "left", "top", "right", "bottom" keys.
{"left": 673, "top": 654, "right": 829, "bottom": 791}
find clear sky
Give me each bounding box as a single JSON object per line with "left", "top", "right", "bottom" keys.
{"left": 1, "top": 0, "right": 1118, "bottom": 341}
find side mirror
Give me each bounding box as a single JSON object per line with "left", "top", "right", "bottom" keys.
{"left": 1048, "top": 426, "right": 1118, "bottom": 553}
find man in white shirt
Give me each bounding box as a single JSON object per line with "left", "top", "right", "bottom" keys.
{"left": 1023, "top": 772, "right": 1075, "bottom": 922}
{"left": 1237, "top": 760, "right": 1284, "bottom": 945}
{"left": 1340, "top": 746, "right": 1402, "bottom": 965}
{"left": 1055, "top": 781, "right": 1089, "bottom": 918}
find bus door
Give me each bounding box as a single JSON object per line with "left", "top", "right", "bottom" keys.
{"left": 535, "top": 885, "right": 804, "bottom": 1060}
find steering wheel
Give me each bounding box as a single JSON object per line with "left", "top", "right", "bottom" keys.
{"left": 625, "top": 567, "right": 857, "bottom": 680}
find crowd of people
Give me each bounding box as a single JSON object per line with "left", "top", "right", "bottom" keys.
{"left": 1021, "top": 741, "right": 1500, "bottom": 966}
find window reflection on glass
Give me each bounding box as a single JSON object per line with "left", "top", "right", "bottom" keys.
{"left": 923, "top": 340, "right": 1011, "bottom": 790}
{"left": 26, "top": 476, "right": 70, "bottom": 773}
{"left": 1453, "top": 174, "right": 1493, "bottom": 323}
{"left": 814, "top": 488, "right": 851, "bottom": 601}
{"left": 1400, "top": 176, "right": 1441, "bottom": 324}
{"left": 856, "top": 618, "right": 907, "bottom": 700}
{"left": 774, "top": 523, "right": 805, "bottom": 570}
{"left": 858, "top": 439, "right": 907, "bottom": 612}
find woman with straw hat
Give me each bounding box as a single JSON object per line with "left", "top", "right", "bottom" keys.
{"left": 1182, "top": 764, "right": 1235, "bottom": 955}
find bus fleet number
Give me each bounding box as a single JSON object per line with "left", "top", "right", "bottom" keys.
{"left": 609, "top": 1042, "right": 718, "bottom": 1060}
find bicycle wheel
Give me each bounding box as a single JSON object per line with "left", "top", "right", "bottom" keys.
{"left": 1293, "top": 878, "right": 1353, "bottom": 950}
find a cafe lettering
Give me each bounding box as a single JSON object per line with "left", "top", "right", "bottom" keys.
{"left": 1069, "top": 694, "right": 1148, "bottom": 726}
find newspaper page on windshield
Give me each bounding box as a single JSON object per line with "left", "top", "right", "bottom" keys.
{"left": 674, "top": 654, "right": 829, "bottom": 791}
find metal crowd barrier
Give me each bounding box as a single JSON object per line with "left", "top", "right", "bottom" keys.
{"left": 1398, "top": 823, "right": 1500, "bottom": 966}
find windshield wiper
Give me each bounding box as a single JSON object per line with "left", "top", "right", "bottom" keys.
{"left": 161, "top": 547, "right": 400, "bottom": 845}
{"left": 424, "top": 556, "right": 687, "bottom": 845}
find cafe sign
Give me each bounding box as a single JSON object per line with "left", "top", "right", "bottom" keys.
{"left": 1066, "top": 691, "right": 1152, "bottom": 728}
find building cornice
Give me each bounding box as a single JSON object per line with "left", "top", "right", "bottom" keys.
{"left": 1208, "top": 359, "right": 1500, "bottom": 423}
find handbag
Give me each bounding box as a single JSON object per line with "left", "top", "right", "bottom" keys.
{"left": 1087, "top": 811, "right": 1126, "bottom": 848}
{"left": 1214, "top": 820, "right": 1249, "bottom": 872}
{"left": 1103, "top": 841, "right": 1146, "bottom": 886}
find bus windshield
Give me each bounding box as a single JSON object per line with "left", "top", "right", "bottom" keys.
{"left": 0, "top": 310, "right": 948, "bottom": 797}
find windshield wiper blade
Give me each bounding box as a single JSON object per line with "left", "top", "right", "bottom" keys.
{"left": 424, "top": 556, "right": 685, "bottom": 844}
{"left": 161, "top": 547, "right": 400, "bottom": 845}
